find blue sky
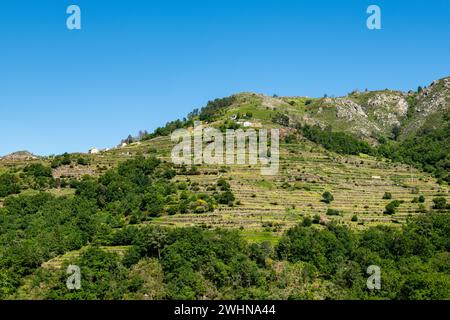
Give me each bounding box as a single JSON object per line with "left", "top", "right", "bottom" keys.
{"left": 1, "top": 0, "right": 449, "bottom": 156}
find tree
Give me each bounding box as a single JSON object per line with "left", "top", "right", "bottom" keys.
{"left": 382, "top": 192, "right": 392, "bottom": 200}
{"left": 217, "top": 190, "right": 235, "bottom": 205}
{"left": 61, "top": 153, "right": 71, "bottom": 165}
{"left": 302, "top": 217, "right": 312, "bottom": 227}
{"left": 432, "top": 197, "right": 447, "bottom": 210}
{"left": 23, "top": 164, "right": 52, "bottom": 178}
{"left": 326, "top": 208, "right": 340, "bottom": 216}
{"left": 385, "top": 200, "right": 401, "bottom": 215}
{"left": 322, "top": 191, "right": 334, "bottom": 204}
{"left": 0, "top": 173, "right": 20, "bottom": 197}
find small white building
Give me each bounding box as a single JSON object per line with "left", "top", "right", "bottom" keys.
{"left": 237, "top": 121, "right": 254, "bottom": 127}
{"left": 89, "top": 148, "right": 100, "bottom": 154}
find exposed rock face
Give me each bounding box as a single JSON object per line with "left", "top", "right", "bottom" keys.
{"left": 367, "top": 94, "right": 408, "bottom": 128}
{"left": 401, "top": 77, "right": 450, "bottom": 137}
{"left": 335, "top": 99, "right": 368, "bottom": 120}
{"left": 260, "top": 95, "right": 289, "bottom": 110}
{"left": 301, "top": 113, "right": 326, "bottom": 129}
{"left": 416, "top": 78, "right": 449, "bottom": 116}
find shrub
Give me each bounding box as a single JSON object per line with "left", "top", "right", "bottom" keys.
{"left": 302, "top": 217, "right": 312, "bottom": 227}
{"left": 312, "top": 214, "right": 321, "bottom": 224}
{"left": 0, "top": 173, "right": 21, "bottom": 197}
{"left": 217, "top": 178, "right": 231, "bottom": 191}
{"left": 23, "top": 164, "right": 52, "bottom": 178}
{"left": 322, "top": 191, "right": 334, "bottom": 204}
{"left": 382, "top": 192, "right": 392, "bottom": 200}
{"left": 77, "top": 157, "right": 89, "bottom": 166}
{"left": 326, "top": 208, "right": 340, "bottom": 216}
{"left": 432, "top": 197, "right": 447, "bottom": 210}
{"left": 385, "top": 200, "right": 402, "bottom": 215}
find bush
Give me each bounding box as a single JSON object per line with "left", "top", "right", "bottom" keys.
{"left": 383, "top": 192, "right": 392, "bottom": 200}
{"left": 217, "top": 178, "right": 231, "bottom": 191}
{"left": 312, "top": 214, "right": 321, "bottom": 224}
{"left": 326, "top": 208, "right": 340, "bottom": 216}
{"left": 0, "top": 173, "right": 21, "bottom": 197}
{"left": 322, "top": 191, "right": 334, "bottom": 204}
{"left": 302, "top": 217, "right": 312, "bottom": 227}
{"left": 217, "top": 190, "right": 235, "bottom": 205}
{"left": 23, "top": 163, "right": 52, "bottom": 178}
{"left": 432, "top": 197, "right": 447, "bottom": 210}
{"left": 77, "top": 157, "right": 89, "bottom": 166}
{"left": 385, "top": 200, "right": 402, "bottom": 215}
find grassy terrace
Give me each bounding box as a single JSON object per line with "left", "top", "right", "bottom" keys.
{"left": 1, "top": 131, "right": 448, "bottom": 244}
{"left": 91, "top": 135, "right": 449, "bottom": 240}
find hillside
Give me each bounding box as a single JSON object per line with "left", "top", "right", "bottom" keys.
{"left": 1, "top": 78, "right": 450, "bottom": 236}
{"left": 0, "top": 78, "right": 449, "bottom": 300}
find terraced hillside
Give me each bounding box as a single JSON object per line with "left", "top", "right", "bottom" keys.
{"left": 94, "top": 134, "right": 449, "bottom": 240}
{"left": 1, "top": 78, "right": 449, "bottom": 244}
{"left": 3, "top": 134, "right": 446, "bottom": 246}
{"left": 1, "top": 78, "right": 449, "bottom": 301}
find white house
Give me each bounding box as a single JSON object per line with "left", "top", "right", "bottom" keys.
{"left": 89, "top": 148, "right": 100, "bottom": 154}
{"left": 237, "top": 121, "right": 254, "bottom": 127}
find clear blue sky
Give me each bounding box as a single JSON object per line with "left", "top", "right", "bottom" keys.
{"left": 1, "top": 0, "right": 449, "bottom": 156}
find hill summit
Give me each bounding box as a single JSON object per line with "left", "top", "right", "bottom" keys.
{"left": 0, "top": 150, "right": 38, "bottom": 161}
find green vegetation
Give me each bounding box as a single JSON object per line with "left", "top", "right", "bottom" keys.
{"left": 0, "top": 173, "right": 20, "bottom": 197}
{"left": 199, "top": 96, "right": 237, "bottom": 122}
{"left": 432, "top": 197, "right": 448, "bottom": 210}
{"left": 3, "top": 212, "right": 449, "bottom": 300}
{"left": 322, "top": 191, "right": 334, "bottom": 204}
{"left": 384, "top": 200, "right": 403, "bottom": 215}
{"left": 1, "top": 82, "right": 449, "bottom": 300}
{"left": 276, "top": 213, "right": 450, "bottom": 299}
{"left": 383, "top": 192, "right": 392, "bottom": 200}
{"left": 326, "top": 208, "right": 340, "bottom": 216}
{"left": 379, "top": 116, "right": 450, "bottom": 184}
{"left": 141, "top": 118, "right": 193, "bottom": 141}
{"left": 51, "top": 153, "right": 72, "bottom": 168}
{"left": 300, "top": 125, "right": 375, "bottom": 156}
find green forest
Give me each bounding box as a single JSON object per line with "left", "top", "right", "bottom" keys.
{"left": 0, "top": 156, "right": 449, "bottom": 300}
